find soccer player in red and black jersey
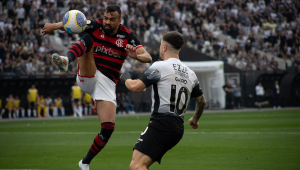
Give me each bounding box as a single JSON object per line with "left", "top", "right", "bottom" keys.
{"left": 42, "top": 5, "right": 152, "bottom": 170}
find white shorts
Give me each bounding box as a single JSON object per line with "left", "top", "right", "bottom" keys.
{"left": 76, "top": 69, "right": 116, "bottom": 106}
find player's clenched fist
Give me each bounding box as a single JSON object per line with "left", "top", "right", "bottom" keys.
{"left": 189, "top": 117, "right": 199, "bottom": 129}
{"left": 125, "top": 44, "right": 138, "bottom": 59}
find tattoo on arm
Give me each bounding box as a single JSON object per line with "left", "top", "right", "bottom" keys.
{"left": 193, "top": 94, "right": 206, "bottom": 121}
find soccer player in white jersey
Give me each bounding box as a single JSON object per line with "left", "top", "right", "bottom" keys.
{"left": 121, "top": 31, "right": 206, "bottom": 170}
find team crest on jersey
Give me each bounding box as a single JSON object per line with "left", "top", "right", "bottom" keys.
{"left": 116, "top": 38, "right": 124, "bottom": 47}
{"left": 100, "top": 34, "right": 105, "bottom": 39}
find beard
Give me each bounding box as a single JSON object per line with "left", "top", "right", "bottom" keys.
{"left": 104, "top": 24, "right": 116, "bottom": 34}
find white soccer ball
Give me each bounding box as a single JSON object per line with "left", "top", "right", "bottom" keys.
{"left": 62, "top": 10, "right": 87, "bottom": 34}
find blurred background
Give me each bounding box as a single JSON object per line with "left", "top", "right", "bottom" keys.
{"left": 0, "top": 0, "right": 299, "bottom": 118}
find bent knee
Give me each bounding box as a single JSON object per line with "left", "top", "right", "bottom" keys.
{"left": 129, "top": 161, "right": 148, "bottom": 170}
{"left": 129, "top": 161, "right": 139, "bottom": 170}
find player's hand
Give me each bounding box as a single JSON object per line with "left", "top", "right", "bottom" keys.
{"left": 189, "top": 117, "right": 199, "bottom": 129}
{"left": 120, "top": 72, "right": 132, "bottom": 82}
{"left": 125, "top": 44, "right": 138, "bottom": 59}
{"left": 41, "top": 23, "right": 56, "bottom": 36}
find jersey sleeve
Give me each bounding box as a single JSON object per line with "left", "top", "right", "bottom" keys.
{"left": 139, "top": 62, "right": 161, "bottom": 87}
{"left": 128, "top": 32, "right": 142, "bottom": 49}
{"left": 191, "top": 80, "right": 203, "bottom": 98}
{"left": 84, "top": 19, "right": 100, "bottom": 34}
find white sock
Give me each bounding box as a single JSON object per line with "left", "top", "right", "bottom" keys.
{"left": 8, "top": 112, "right": 12, "bottom": 119}
{"left": 16, "top": 109, "right": 19, "bottom": 118}
{"left": 78, "top": 106, "right": 83, "bottom": 117}
{"left": 27, "top": 109, "right": 31, "bottom": 117}
{"left": 33, "top": 110, "right": 37, "bottom": 117}
{"left": 1, "top": 109, "right": 4, "bottom": 117}
{"left": 21, "top": 109, "right": 25, "bottom": 117}
{"left": 61, "top": 107, "right": 65, "bottom": 116}
{"left": 53, "top": 107, "right": 57, "bottom": 117}
{"left": 46, "top": 107, "right": 49, "bottom": 117}
{"left": 73, "top": 106, "right": 77, "bottom": 117}
{"left": 89, "top": 107, "right": 92, "bottom": 115}
{"left": 84, "top": 107, "right": 88, "bottom": 115}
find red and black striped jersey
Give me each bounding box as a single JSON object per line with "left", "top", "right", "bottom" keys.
{"left": 84, "top": 19, "right": 142, "bottom": 84}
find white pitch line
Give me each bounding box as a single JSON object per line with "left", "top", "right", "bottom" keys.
{"left": 0, "top": 131, "right": 299, "bottom": 135}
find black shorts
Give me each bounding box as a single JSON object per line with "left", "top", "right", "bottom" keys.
{"left": 133, "top": 120, "right": 183, "bottom": 164}
{"left": 29, "top": 102, "right": 36, "bottom": 108}
{"left": 73, "top": 99, "right": 81, "bottom": 103}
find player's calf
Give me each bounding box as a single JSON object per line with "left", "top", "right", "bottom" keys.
{"left": 82, "top": 122, "right": 115, "bottom": 164}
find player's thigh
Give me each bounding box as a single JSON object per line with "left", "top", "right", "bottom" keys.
{"left": 78, "top": 46, "right": 96, "bottom": 77}
{"left": 133, "top": 126, "right": 167, "bottom": 163}
{"left": 96, "top": 100, "right": 116, "bottom": 123}
{"left": 130, "top": 149, "right": 153, "bottom": 170}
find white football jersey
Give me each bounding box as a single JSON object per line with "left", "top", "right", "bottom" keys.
{"left": 140, "top": 58, "right": 203, "bottom": 120}
{"left": 45, "top": 98, "right": 53, "bottom": 106}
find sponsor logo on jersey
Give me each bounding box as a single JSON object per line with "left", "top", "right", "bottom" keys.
{"left": 116, "top": 39, "right": 124, "bottom": 47}
{"left": 95, "top": 46, "right": 122, "bottom": 58}
{"left": 175, "top": 77, "right": 187, "bottom": 84}
{"left": 175, "top": 71, "right": 189, "bottom": 78}
{"left": 85, "top": 24, "right": 93, "bottom": 29}
{"left": 116, "top": 34, "right": 125, "bottom": 38}
{"left": 147, "top": 69, "right": 159, "bottom": 79}
{"left": 131, "top": 39, "right": 136, "bottom": 47}
{"left": 136, "top": 138, "right": 143, "bottom": 144}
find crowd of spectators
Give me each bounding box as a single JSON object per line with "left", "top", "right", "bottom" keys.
{"left": 115, "top": 0, "right": 300, "bottom": 71}
{"left": 1, "top": 0, "right": 300, "bottom": 77}
{"left": 0, "top": 0, "right": 64, "bottom": 76}
{"left": 212, "top": 0, "right": 300, "bottom": 71}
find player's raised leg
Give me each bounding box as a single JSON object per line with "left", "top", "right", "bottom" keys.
{"left": 52, "top": 34, "right": 95, "bottom": 74}
{"left": 79, "top": 100, "right": 116, "bottom": 167}
{"left": 130, "top": 150, "right": 153, "bottom": 170}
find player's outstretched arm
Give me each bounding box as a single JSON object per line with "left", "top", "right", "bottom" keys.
{"left": 189, "top": 94, "right": 206, "bottom": 129}
{"left": 120, "top": 73, "right": 146, "bottom": 93}
{"left": 42, "top": 22, "right": 65, "bottom": 36}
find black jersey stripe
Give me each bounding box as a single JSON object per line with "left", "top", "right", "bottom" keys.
{"left": 74, "top": 43, "right": 84, "bottom": 54}
{"left": 70, "top": 47, "right": 79, "bottom": 56}
{"left": 94, "top": 57, "right": 123, "bottom": 71}
{"left": 153, "top": 83, "right": 160, "bottom": 114}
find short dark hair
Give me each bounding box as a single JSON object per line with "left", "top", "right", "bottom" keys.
{"left": 162, "top": 31, "right": 185, "bottom": 50}
{"left": 105, "top": 5, "right": 121, "bottom": 18}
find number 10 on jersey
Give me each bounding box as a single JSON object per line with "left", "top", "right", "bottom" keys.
{"left": 169, "top": 84, "right": 188, "bottom": 115}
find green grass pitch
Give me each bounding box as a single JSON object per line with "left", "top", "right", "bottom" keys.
{"left": 0, "top": 110, "right": 299, "bottom": 170}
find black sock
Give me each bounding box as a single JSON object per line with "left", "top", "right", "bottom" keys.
{"left": 82, "top": 123, "right": 115, "bottom": 164}
{"left": 66, "top": 51, "right": 76, "bottom": 63}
